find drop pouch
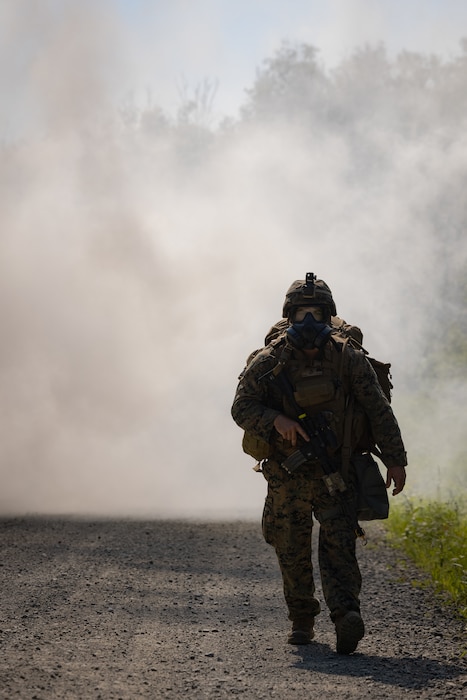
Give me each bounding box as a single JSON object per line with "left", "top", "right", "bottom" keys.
{"left": 353, "top": 452, "right": 389, "bottom": 521}
{"left": 242, "top": 431, "right": 271, "bottom": 461}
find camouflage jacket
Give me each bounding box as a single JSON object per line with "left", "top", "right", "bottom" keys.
{"left": 231, "top": 335, "right": 407, "bottom": 469}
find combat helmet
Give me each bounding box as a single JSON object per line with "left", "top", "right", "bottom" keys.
{"left": 282, "top": 272, "right": 337, "bottom": 319}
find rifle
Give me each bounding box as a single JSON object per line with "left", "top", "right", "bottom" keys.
{"left": 269, "top": 369, "right": 366, "bottom": 541}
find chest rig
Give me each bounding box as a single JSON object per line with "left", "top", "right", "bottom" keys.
{"left": 274, "top": 336, "right": 350, "bottom": 449}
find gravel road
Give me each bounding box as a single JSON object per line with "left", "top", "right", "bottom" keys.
{"left": 0, "top": 517, "right": 466, "bottom": 699}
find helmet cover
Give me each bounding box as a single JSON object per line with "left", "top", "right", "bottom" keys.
{"left": 282, "top": 272, "right": 337, "bottom": 318}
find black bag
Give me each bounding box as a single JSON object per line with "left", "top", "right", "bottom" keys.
{"left": 353, "top": 453, "right": 389, "bottom": 521}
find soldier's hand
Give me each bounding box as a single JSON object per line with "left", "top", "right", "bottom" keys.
{"left": 273, "top": 415, "right": 310, "bottom": 447}
{"left": 386, "top": 466, "right": 406, "bottom": 496}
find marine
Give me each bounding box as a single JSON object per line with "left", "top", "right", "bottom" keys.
{"left": 231, "top": 273, "right": 407, "bottom": 653}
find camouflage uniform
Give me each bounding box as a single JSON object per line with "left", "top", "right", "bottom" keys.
{"left": 231, "top": 333, "right": 407, "bottom": 623}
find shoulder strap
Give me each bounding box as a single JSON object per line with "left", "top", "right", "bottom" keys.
{"left": 339, "top": 337, "right": 353, "bottom": 481}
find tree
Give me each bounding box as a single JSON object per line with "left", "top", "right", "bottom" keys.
{"left": 241, "top": 42, "right": 329, "bottom": 124}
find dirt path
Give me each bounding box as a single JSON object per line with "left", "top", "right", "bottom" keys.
{"left": 0, "top": 518, "right": 465, "bottom": 699}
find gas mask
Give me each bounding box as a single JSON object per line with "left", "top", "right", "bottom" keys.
{"left": 286, "top": 311, "right": 333, "bottom": 350}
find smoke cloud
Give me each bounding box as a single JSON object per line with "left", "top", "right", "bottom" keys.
{"left": 0, "top": 2, "right": 466, "bottom": 517}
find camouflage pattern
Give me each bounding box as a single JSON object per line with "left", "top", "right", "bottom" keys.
{"left": 231, "top": 332, "right": 407, "bottom": 622}
{"left": 261, "top": 459, "right": 361, "bottom": 621}
{"left": 282, "top": 277, "right": 337, "bottom": 318}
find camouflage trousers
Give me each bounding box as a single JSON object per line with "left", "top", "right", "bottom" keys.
{"left": 261, "top": 459, "right": 362, "bottom": 622}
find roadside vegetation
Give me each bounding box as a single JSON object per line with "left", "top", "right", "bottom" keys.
{"left": 385, "top": 498, "right": 467, "bottom": 622}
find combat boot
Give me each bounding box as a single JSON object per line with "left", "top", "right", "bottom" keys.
{"left": 287, "top": 617, "right": 314, "bottom": 645}
{"left": 335, "top": 611, "right": 365, "bottom": 654}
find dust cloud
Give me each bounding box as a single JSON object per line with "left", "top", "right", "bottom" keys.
{"left": 0, "top": 2, "right": 466, "bottom": 517}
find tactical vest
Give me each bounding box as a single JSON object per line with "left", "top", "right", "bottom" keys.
{"left": 269, "top": 337, "right": 349, "bottom": 463}
{"left": 241, "top": 324, "right": 392, "bottom": 463}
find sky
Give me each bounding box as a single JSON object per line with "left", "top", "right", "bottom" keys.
{"left": 3, "top": 0, "right": 467, "bottom": 133}
{"left": 114, "top": 0, "right": 467, "bottom": 120}
{"left": 0, "top": 0, "right": 466, "bottom": 518}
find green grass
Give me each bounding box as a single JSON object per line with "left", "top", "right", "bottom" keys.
{"left": 385, "top": 498, "right": 467, "bottom": 621}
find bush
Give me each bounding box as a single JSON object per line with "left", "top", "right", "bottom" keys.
{"left": 386, "top": 499, "right": 467, "bottom": 620}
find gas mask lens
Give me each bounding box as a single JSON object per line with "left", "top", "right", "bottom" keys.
{"left": 293, "top": 306, "right": 325, "bottom": 322}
